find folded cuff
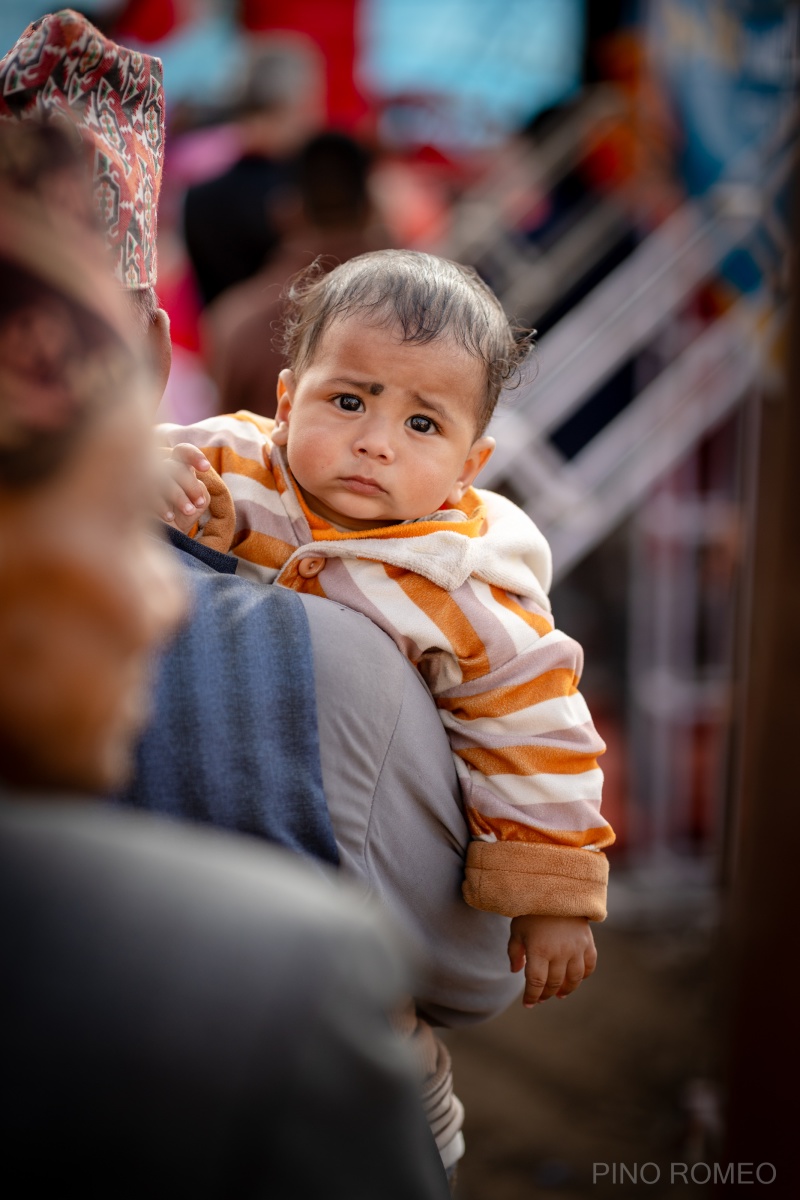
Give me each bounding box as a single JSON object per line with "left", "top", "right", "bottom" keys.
{"left": 463, "top": 840, "right": 608, "bottom": 920}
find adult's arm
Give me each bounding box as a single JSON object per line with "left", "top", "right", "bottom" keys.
{"left": 297, "top": 592, "right": 522, "bottom": 1026}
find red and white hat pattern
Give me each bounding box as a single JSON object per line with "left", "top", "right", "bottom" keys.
{"left": 0, "top": 8, "right": 165, "bottom": 289}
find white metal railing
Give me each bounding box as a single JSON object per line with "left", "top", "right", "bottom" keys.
{"left": 479, "top": 192, "right": 763, "bottom": 580}
{"left": 435, "top": 86, "right": 632, "bottom": 321}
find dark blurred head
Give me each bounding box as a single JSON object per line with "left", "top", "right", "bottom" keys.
{"left": 296, "top": 132, "right": 372, "bottom": 230}
{"left": 0, "top": 124, "right": 184, "bottom": 796}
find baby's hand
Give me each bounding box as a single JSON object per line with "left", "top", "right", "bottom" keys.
{"left": 156, "top": 442, "right": 212, "bottom": 534}
{"left": 508, "top": 913, "right": 597, "bottom": 1009}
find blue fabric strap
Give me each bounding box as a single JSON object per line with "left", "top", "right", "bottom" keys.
{"left": 121, "top": 530, "right": 339, "bottom": 868}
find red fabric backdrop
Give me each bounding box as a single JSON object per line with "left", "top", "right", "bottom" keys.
{"left": 241, "top": 0, "right": 367, "bottom": 128}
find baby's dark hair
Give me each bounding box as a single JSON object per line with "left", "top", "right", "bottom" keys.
{"left": 280, "top": 249, "right": 532, "bottom": 433}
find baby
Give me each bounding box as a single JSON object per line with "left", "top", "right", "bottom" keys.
{"left": 157, "top": 249, "right": 615, "bottom": 1006}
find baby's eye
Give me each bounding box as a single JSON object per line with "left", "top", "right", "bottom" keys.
{"left": 334, "top": 394, "right": 364, "bottom": 413}
{"left": 407, "top": 414, "right": 437, "bottom": 434}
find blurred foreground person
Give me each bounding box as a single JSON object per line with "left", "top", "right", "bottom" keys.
{"left": 0, "top": 120, "right": 450, "bottom": 1200}
{"left": 0, "top": 11, "right": 521, "bottom": 1183}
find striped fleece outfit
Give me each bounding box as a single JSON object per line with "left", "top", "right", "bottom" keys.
{"left": 158, "top": 410, "right": 615, "bottom": 920}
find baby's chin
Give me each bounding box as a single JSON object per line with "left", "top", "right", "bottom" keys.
{"left": 332, "top": 509, "right": 404, "bottom": 531}
{"left": 330, "top": 500, "right": 437, "bottom": 530}
{"left": 301, "top": 490, "right": 395, "bottom": 530}
{"left": 303, "top": 480, "right": 455, "bottom": 530}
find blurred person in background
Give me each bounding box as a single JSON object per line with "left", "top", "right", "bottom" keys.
{"left": 183, "top": 34, "right": 325, "bottom": 308}
{"left": 0, "top": 102, "right": 451, "bottom": 1200}
{"left": 202, "top": 129, "right": 389, "bottom": 418}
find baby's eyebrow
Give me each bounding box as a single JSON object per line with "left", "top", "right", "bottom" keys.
{"left": 325, "top": 376, "right": 384, "bottom": 395}
{"left": 410, "top": 393, "right": 450, "bottom": 424}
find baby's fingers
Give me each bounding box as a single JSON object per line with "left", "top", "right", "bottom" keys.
{"left": 507, "top": 932, "right": 526, "bottom": 974}
{"left": 554, "top": 953, "right": 587, "bottom": 999}
{"left": 168, "top": 442, "right": 212, "bottom": 474}
{"left": 163, "top": 460, "right": 211, "bottom": 517}
{"left": 555, "top": 940, "right": 598, "bottom": 1000}
{"left": 522, "top": 953, "right": 556, "bottom": 1009}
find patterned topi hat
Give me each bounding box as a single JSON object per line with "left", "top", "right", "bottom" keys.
{"left": 0, "top": 8, "right": 164, "bottom": 289}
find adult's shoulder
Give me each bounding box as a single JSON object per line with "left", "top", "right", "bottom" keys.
{"left": 0, "top": 800, "right": 448, "bottom": 1199}
{"left": 0, "top": 799, "right": 396, "bottom": 995}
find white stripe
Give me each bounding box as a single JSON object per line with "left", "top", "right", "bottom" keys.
{"left": 236, "top": 560, "right": 281, "bottom": 585}
{"left": 465, "top": 766, "right": 605, "bottom": 808}
{"left": 342, "top": 559, "right": 463, "bottom": 690}
{"left": 158, "top": 415, "right": 268, "bottom": 461}
{"left": 225, "top": 472, "right": 287, "bottom": 522}
{"left": 532, "top": 627, "right": 574, "bottom": 652}
{"left": 440, "top": 692, "right": 593, "bottom": 740}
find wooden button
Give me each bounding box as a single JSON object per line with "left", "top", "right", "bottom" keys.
{"left": 297, "top": 556, "right": 325, "bottom": 579}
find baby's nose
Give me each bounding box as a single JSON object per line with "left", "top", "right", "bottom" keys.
{"left": 354, "top": 427, "right": 394, "bottom": 461}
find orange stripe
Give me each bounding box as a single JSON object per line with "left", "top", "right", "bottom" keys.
{"left": 465, "top": 808, "right": 616, "bottom": 850}
{"left": 299, "top": 574, "right": 327, "bottom": 599}
{"left": 383, "top": 564, "right": 490, "bottom": 682}
{"left": 457, "top": 743, "right": 601, "bottom": 777}
{"left": 489, "top": 586, "right": 553, "bottom": 637}
{"left": 274, "top": 568, "right": 327, "bottom": 598}
{"left": 194, "top": 443, "right": 275, "bottom": 489}
{"left": 272, "top": 461, "right": 290, "bottom": 494}
{"left": 437, "top": 668, "right": 579, "bottom": 720}
{"left": 452, "top": 486, "right": 484, "bottom": 521}
{"left": 233, "top": 529, "right": 296, "bottom": 569}
{"left": 310, "top": 512, "right": 486, "bottom": 543}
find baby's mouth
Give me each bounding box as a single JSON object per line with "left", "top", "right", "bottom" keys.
{"left": 340, "top": 475, "right": 387, "bottom": 496}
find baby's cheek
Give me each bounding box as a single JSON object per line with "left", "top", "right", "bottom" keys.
{"left": 291, "top": 431, "right": 338, "bottom": 479}
{"left": 409, "top": 463, "right": 454, "bottom": 509}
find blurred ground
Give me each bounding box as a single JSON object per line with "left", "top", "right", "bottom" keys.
{"left": 444, "top": 887, "right": 721, "bottom": 1200}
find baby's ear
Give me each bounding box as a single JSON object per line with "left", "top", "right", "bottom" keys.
{"left": 272, "top": 369, "right": 295, "bottom": 446}
{"left": 446, "top": 436, "right": 495, "bottom": 506}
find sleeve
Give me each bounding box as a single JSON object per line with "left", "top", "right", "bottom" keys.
{"left": 413, "top": 575, "right": 614, "bottom": 921}
{"left": 156, "top": 412, "right": 295, "bottom": 567}
{"left": 156, "top": 410, "right": 275, "bottom": 477}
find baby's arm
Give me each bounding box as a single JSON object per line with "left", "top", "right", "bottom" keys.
{"left": 409, "top": 579, "right": 612, "bottom": 1007}
{"left": 508, "top": 913, "right": 597, "bottom": 1008}
{"left": 427, "top": 586, "right": 613, "bottom": 911}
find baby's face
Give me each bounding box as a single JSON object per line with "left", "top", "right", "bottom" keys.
{"left": 272, "top": 315, "right": 494, "bottom": 530}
